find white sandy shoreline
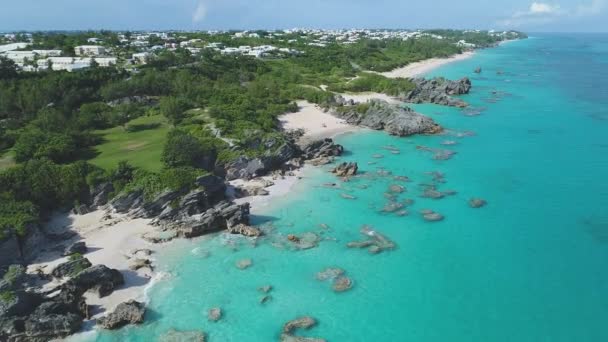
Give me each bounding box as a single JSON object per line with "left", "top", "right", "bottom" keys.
{"left": 379, "top": 51, "right": 476, "bottom": 78}
{"left": 28, "top": 210, "right": 163, "bottom": 319}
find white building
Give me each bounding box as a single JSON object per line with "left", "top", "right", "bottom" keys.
{"left": 32, "top": 50, "right": 62, "bottom": 57}
{"left": 74, "top": 45, "right": 106, "bottom": 56}
{"left": 0, "top": 42, "right": 31, "bottom": 53}
{"left": 93, "top": 57, "right": 117, "bottom": 67}
{"left": 132, "top": 52, "right": 152, "bottom": 64}
{"left": 1, "top": 51, "right": 37, "bottom": 64}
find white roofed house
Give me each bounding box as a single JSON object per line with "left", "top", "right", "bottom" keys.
{"left": 36, "top": 57, "right": 86, "bottom": 71}
{"left": 74, "top": 45, "right": 107, "bottom": 56}
{"left": 32, "top": 50, "right": 62, "bottom": 57}
{"left": 0, "top": 42, "right": 31, "bottom": 53}
{"left": 92, "top": 57, "right": 117, "bottom": 67}
{"left": 2, "top": 51, "right": 37, "bottom": 65}
{"left": 132, "top": 52, "right": 152, "bottom": 64}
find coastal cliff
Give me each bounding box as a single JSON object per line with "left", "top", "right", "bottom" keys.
{"left": 330, "top": 97, "right": 443, "bottom": 136}
{"left": 401, "top": 77, "right": 472, "bottom": 107}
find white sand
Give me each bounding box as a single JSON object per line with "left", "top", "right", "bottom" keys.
{"left": 380, "top": 51, "right": 476, "bottom": 78}
{"left": 279, "top": 100, "right": 359, "bottom": 144}
{"left": 230, "top": 169, "right": 306, "bottom": 212}
{"left": 340, "top": 92, "right": 401, "bottom": 105}
{"left": 28, "top": 210, "right": 161, "bottom": 317}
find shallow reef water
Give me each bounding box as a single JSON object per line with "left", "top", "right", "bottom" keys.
{"left": 93, "top": 33, "right": 608, "bottom": 342}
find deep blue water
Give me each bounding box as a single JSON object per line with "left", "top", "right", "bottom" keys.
{"left": 93, "top": 34, "right": 608, "bottom": 341}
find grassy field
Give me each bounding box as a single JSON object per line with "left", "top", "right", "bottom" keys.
{"left": 0, "top": 150, "right": 15, "bottom": 170}
{"left": 89, "top": 114, "right": 170, "bottom": 172}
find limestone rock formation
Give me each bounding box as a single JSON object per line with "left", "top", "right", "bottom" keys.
{"left": 331, "top": 100, "right": 442, "bottom": 137}
{"left": 97, "top": 300, "right": 145, "bottom": 329}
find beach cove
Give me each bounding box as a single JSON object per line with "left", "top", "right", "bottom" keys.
{"left": 72, "top": 33, "right": 608, "bottom": 341}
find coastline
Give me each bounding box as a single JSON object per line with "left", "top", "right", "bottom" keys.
{"left": 25, "top": 49, "right": 471, "bottom": 337}
{"left": 379, "top": 50, "right": 476, "bottom": 78}
{"left": 27, "top": 210, "right": 164, "bottom": 319}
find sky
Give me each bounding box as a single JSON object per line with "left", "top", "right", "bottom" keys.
{"left": 0, "top": 0, "right": 606, "bottom": 32}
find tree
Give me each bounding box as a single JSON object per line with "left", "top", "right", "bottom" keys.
{"left": 159, "top": 96, "right": 188, "bottom": 126}
{"left": 0, "top": 57, "right": 18, "bottom": 79}
{"left": 161, "top": 130, "right": 216, "bottom": 171}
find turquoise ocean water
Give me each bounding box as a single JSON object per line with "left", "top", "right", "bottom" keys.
{"left": 95, "top": 34, "right": 608, "bottom": 341}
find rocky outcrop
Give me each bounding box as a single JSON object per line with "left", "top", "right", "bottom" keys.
{"left": 170, "top": 201, "right": 250, "bottom": 239}
{"left": 301, "top": 138, "right": 344, "bottom": 159}
{"left": 401, "top": 77, "right": 471, "bottom": 107}
{"left": 51, "top": 257, "right": 92, "bottom": 278}
{"left": 97, "top": 300, "right": 145, "bottom": 329}
{"left": 331, "top": 162, "right": 358, "bottom": 177}
{"left": 207, "top": 307, "right": 222, "bottom": 322}
{"left": 0, "top": 263, "right": 120, "bottom": 342}
{"left": 469, "top": 198, "right": 487, "bottom": 208}
{"left": 347, "top": 226, "right": 396, "bottom": 254}
{"left": 281, "top": 316, "right": 326, "bottom": 342}
{"left": 108, "top": 174, "right": 251, "bottom": 239}
{"left": 0, "top": 301, "right": 83, "bottom": 342}
{"left": 223, "top": 139, "right": 300, "bottom": 181}
{"left": 62, "top": 241, "right": 87, "bottom": 256}
{"left": 159, "top": 329, "right": 206, "bottom": 342}
{"left": 110, "top": 190, "right": 145, "bottom": 214}
{"left": 331, "top": 100, "right": 442, "bottom": 137}
{"left": 91, "top": 182, "right": 114, "bottom": 208}
{"left": 60, "top": 264, "right": 124, "bottom": 298}
{"left": 227, "top": 224, "right": 262, "bottom": 237}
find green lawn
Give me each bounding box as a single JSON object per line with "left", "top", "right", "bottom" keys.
{"left": 89, "top": 114, "right": 170, "bottom": 172}
{"left": 0, "top": 150, "right": 15, "bottom": 170}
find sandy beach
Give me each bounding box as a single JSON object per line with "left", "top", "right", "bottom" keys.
{"left": 27, "top": 210, "right": 162, "bottom": 318}
{"left": 380, "top": 51, "right": 475, "bottom": 78}
{"left": 279, "top": 100, "right": 359, "bottom": 144}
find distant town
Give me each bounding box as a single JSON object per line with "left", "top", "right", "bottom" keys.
{"left": 0, "top": 29, "right": 520, "bottom": 72}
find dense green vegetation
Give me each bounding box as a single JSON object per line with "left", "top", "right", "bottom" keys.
{"left": 0, "top": 30, "right": 526, "bottom": 240}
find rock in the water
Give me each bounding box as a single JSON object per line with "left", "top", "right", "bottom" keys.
{"left": 347, "top": 226, "right": 396, "bottom": 254}
{"left": 315, "top": 267, "right": 345, "bottom": 281}
{"left": 340, "top": 193, "right": 356, "bottom": 200}
{"left": 207, "top": 307, "right": 222, "bottom": 322}
{"left": 474, "top": 67, "right": 482, "bottom": 74}
{"left": 227, "top": 224, "right": 262, "bottom": 237}
{"left": 388, "top": 184, "right": 406, "bottom": 193}
{"left": 97, "top": 300, "right": 145, "bottom": 329}
{"left": 159, "top": 329, "right": 206, "bottom": 342}
{"left": 469, "top": 198, "right": 487, "bottom": 208}
{"left": 258, "top": 285, "right": 273, "bottom": 293}
{"left": 283, "top": 316, "right": 317, "bottom": 334}
{"left": 288, "top": 232, "right": 320, "bottom": 250}
{"left": 423, "top": 211, "right": 444, "bottom": 222}
{"left": 259, "top": 295, "right": 272, "bottom": 304}
{"left": 63, "top": 241, "right": 87, "bottom": 256}
{"left": 51, "top": 257, "right": 92, "bottom": 278}
{"left": 236, "top": 259, "right": 253, "bottom": 270}
{"left": 421, "top": 189, "right": 444, "bottom": 199}
{"left": 332, "top": 276, "right": 353, "bottom": 292}
{"left": 331, "top": 162, "right": 358, "bottom": 177}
